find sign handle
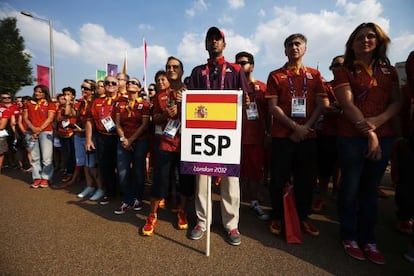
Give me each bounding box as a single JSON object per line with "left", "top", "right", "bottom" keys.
{"left": 206, "top": 175, "right": 211, "bottom": 256}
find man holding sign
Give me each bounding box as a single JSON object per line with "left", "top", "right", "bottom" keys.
{"left": 186, "top": 26, "right": 250, "bottom": 246}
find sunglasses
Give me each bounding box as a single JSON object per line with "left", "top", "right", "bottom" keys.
{"left": 237, "top": 61, "right": 251, "bottom": 66}
{"left": 148, "top": 88, "right": 155, "bottom": 92}
{"left": 2, "top": 96, "right": 11, "bottom": 99}
{"left": 81, "top": 86, "right": 93, "bottom": 91}
{"left": 104, "top": 81, "right": 118, "bottom": 86}
{"left": 126, "top": 80, "right": 140, "bottom": 86}
{"left": 166, "top": 64, "right": 180, "bottom": 70}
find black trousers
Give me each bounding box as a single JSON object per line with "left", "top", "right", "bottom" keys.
{"left": 269, "top": 138, "right": 318, "bottom": 221}
{"left": 96, "top": 133, "right": 118, "bottom": 197}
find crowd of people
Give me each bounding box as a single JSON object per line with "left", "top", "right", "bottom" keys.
{"left": 1, "top": 23, "right": 413, "bottom": 265}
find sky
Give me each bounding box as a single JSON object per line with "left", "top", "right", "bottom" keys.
{"left": 1, "top": 0, "right": 413, "bottom": 97}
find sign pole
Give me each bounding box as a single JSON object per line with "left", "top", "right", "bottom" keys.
{"left": 206, "top": 175, "right": 211, "bottom": 256}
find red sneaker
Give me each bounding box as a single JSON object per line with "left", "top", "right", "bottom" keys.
{"left": 114, "top": 202, "right": 131, "bottom": 215}
{"left": 301, "top": 220, "right": 320, "bottom": 236}
{"left": 142, "top": 214, "right": 157, "bottom": 236}
{"left": 269, "top": 220, "right": 281, "bottom": 235}
{"left": 31, "top": 179, "right": 41, "bottom": 188}
{"left": 39, "top": 179, "right": 49, "bottom": 188}
{"left": 99, "top": 196, "right": 111, "bottom": 205}
{"left": 342, "top": 240, "right": 365, "bottom": 261}
{"left": 364, "top": 243, "right": 385, "bottom": 265}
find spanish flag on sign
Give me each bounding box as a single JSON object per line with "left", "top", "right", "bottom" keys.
{"left": 186, "top": 94, "right": 238, "bottom": 129}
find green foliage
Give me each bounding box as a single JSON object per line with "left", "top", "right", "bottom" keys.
{"left": 0, "top": 17, "right": 34, "bottom": 97}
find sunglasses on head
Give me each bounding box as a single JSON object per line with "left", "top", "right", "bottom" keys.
{"left": 104, "top": 81, "right": 118, "bottom": 86}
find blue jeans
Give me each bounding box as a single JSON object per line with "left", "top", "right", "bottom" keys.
{"left": 117, "top": 140, "right": 148, "bottom": 205}
{"left": 29, "top": 131, "right": 54, "bottom": 181}
{"left": 337, "top": 136, "right": 393, "bottom": 244}
{"left": 74, "top": 135, "right": 96, "bottom": 168}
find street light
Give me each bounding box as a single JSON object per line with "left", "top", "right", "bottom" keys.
{"left": 21, "top": 11, "right": 56, "bottom": 97}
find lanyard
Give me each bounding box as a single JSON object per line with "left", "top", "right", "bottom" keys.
{"left": 286, "top": 67, "right": 307, "bottom": 97}
{"left": 205, "top": 63, "right": 227, "bottom": 90}
{"left": 100, "top": 96, "right": 115, "bottom": 117}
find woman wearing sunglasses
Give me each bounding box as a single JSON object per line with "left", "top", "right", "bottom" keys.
{"left": 113, "top": 78, "right": 150, "bottom": 214}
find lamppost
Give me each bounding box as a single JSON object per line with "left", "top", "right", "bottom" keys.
{"left": 21, "top": 11, "right": 56, "bottom": 97}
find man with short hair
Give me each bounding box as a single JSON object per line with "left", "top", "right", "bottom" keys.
{"left": 265, "top": 33, "right": 328, "bottom": 239}
{"left": 235, "top": 51, "right": 270, "bottom": 221}
{"left": 117, "top": 73, "right": 129, "bottom": 97}
{"left": 187, "top": 26, "right": 250, "bottom": 246}
{"left": 85, "top": 75, "right": 119, "bottom": 204}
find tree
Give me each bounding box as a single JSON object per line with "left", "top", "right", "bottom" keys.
{"left": 0, "top": 17, "right": 33, "bottom": 97}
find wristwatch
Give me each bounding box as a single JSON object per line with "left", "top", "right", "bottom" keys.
{"left": 120, "top": 136, "right": 126, "bottom": 142}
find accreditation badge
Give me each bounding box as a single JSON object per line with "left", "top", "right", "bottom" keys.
{"left": 163, "top": 119, "right": 181, "bottom": 138}
{"left": 101, "top": 116, "right": 116, "bottom": 132}
{"left": 246, "top": 102, "right": 259, "bottom": 120}
{"left": 62, "top": 119, "right": 70, "bottom": 128}
{"left": 291, "top": 97, "right": 306, "bottom": 118}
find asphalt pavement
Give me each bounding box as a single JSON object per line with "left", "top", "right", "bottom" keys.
{"left": 0, "top": 167, "right": 413, "bottom": 275}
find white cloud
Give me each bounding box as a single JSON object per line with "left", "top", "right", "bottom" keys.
{"left": 18, "top": 11, "right": 79, "bottom": 58}
{"left": 185, "top": 0, "right": 208, "bottom": 17}
{"left": 228, "top": 0, "right": 245, "bottom": 9}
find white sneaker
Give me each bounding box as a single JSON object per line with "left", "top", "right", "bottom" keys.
{"left": 89, "top": 188, "right": 104, "bottom": 201}
{"left": 77, "top": 187, "right": 95, "bottom": 198}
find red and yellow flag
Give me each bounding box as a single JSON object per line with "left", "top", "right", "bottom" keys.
{"left": 185, "top": 94, "right": 237, "bottom": 129}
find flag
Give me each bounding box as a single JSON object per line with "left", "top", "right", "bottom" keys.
{"left": 143, "top": 38, "right": 147, "bottom": 88}
{"left": 122, "top": 50, "right": 127, "bottom": 74}
{"left": 96, "top": 70, "right": 106, "bottom": 81}
{"left": 185, "top": 94, "right": 238, "bottom": 129}
{"left": 107, "top": 63, "right": 118, "bottom": 77}
{"left": 37, "top": 65, "right": 50, "bottom": 87}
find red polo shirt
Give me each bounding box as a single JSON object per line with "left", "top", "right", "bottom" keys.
{"left": 265, "top": 65, "right": 326, "bottom": 138}
{"left": 113, "top": 97, "right": 150, "bottom": 139}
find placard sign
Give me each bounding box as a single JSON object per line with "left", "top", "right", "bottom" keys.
{"left": 180, "top": 90, "right": 242, "bottom": 177}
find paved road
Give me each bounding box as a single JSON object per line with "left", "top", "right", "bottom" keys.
{"left": 0, "top": 168, "right": 413, "bottom": 275}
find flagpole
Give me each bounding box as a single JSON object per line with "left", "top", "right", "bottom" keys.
{"left": 143, "top": 38, "right": 147, "bottom": 89}
{"left": 123, "top": 49, "right": 127, "bottom": 74}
